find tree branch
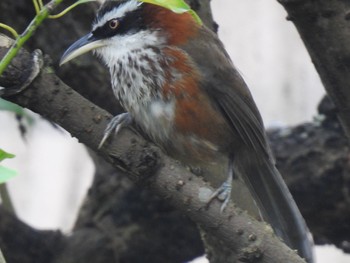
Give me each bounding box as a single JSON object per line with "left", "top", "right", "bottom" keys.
{"left": 0, "top": 34, "right": 306, "bottom": 263}
{"left": 277, "top": 0, "right": 350, "bottom": 139}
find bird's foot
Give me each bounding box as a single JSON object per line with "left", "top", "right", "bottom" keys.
{"left": 207, "top": 175, "right": 233, "bottom": 213}
{"left": 98, "top": 112, "right": 132, "bottom": 149}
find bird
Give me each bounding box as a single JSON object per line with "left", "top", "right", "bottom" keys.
{"left": 60, "top": 0, "right": 313, "bottom": 261}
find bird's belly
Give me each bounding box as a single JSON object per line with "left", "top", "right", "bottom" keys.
{"left": 131, "top": 100, "right": 230, "bottom": 183}
{"left": 131, "top": 99, "right": 175, "bottom": 145}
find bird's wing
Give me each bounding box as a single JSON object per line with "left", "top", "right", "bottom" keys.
{"left": 181, "top": 26, "right": 270, "bottom": 157}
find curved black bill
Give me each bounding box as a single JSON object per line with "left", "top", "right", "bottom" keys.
{"left": 60, "top": 33, "right": 105, "bottom": 66}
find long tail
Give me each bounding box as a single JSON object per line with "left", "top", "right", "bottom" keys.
{"left": 234, "top": 148, "right": 314, "bottom": 263}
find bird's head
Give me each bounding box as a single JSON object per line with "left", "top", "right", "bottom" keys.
{"left": 60, "top": 0, "right": 200, "bottom": 66}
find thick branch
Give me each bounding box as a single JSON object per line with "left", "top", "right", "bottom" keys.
{"left": 277, "top": 0, "right": 350, "bottom": 139}
{"left": 0, "top": 35, "right": 305, "bottom": 263}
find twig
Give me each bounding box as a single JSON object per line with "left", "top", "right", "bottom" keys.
{"left": 0, "top": 24, "right": 18, "bottom": 38}
{"left": 0, "top": 0, "right": 63, "bottom": 76}
{"left": 49, "top": 0, "right": 96, "bottom": 19}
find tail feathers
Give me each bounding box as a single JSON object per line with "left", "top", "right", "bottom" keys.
{"left": 234, "top": 150, "right": 314, "bottom": 263}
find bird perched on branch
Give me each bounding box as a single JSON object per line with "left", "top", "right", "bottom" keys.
{"left": 60, "top": 0, "right": 313, "bottom": 261}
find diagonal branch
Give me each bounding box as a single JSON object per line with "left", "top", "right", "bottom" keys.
{"left": 277, "top": 0, "right": 350, "bottom": 140}
{"left": 0, "top": 34, "right": 306, "bottom": 263}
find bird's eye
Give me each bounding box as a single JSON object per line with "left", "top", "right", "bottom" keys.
{"left": 109, "top": 19, "right": 119, "bottom": 29}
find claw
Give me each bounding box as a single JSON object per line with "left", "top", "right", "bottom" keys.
{"left": 207, "top": 159, "right": 234, "bottom": 212}
{"left": 98, "top": 112, "right": 132, "bottom": 149}
{"left": 207, "top": 174, "right": 233, "bottom": 212}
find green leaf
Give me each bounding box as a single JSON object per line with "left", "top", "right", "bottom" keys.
{"left": 140, "top": 0, "right": 202, "bottom": 24}
{"left": 0, "top": 166, "right": 17, "bottom": 184}
{"left": 142, "top": 0, "right": 190, "bottom": 13}
{"left": 0, "top": 149, "right": 17, "bottom": 184}
{"left": 0, "top": 149, "right": 15, "bottom": 162}
{"left": 0, "top": 98, "right": 24, "bottom": 115}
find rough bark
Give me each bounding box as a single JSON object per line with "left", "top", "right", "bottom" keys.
{"left": 277, "top": 0, "right": 350, "bottom": 140}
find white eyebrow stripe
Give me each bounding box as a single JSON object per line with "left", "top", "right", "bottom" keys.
{"left": 93, "top": 0, "right": 142, "bottom": 30}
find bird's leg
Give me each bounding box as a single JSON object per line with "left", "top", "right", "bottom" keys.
{"left": 207, "top": 159, "right": 234, "bottom": 213}
{"left": 98, "top": 112, "right": 132, "bottom": 149}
